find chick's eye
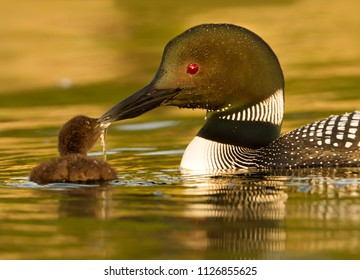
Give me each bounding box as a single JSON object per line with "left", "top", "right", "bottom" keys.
{"left": 187, "top": 63, "right": 199, "bottom": 75}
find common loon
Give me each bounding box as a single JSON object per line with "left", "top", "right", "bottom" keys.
{"left": 98, "top": 23, "right": 360, "bottom": 173}
{"left": 29, "top": 115, "right": 117, "bottom": 183}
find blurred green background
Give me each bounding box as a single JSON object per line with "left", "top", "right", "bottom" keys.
{"left": 1, "top": 0, "right": 359, "bottom": 111}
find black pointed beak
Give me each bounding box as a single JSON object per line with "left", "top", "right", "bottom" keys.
{"left": 98, "top": 82, "right": 182, "bottom": 124}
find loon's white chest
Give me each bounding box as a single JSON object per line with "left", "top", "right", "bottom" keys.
{"left": 180, "top": 136, "right": 258, "bottom": 173}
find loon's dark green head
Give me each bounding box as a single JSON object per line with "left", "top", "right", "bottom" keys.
{"left": 99, "top": 23, "right": 284, "bottom": 123}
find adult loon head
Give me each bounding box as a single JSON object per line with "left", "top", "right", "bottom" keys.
{"left": 29, "top": 115, "right": 117, "bottom": 184}
{"left": 100, "top": 24, "right": 283, "bottom": 123}
{"left": 99, "top": 23, "right": 360, "bottom": 173}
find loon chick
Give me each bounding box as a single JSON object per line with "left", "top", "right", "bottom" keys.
{"left": 98, "top": 23, "right": 360, "bottom": 173}
{"left": 29, "top": 115, "right": 117, "bottom": 184}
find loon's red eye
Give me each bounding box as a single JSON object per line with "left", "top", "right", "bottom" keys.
{"left": 187, "top": 63, "right": 199, "bottom": 75}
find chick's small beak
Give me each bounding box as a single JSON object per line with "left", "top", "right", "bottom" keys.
{"left": 98, "top": 82, "right": 182, "bottom": 124}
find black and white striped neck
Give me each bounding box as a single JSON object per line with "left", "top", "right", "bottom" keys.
{"left": 181, "top": 89, "right": 284, "bottom": 173}
{"left": 198, "top": 89, "right": 284, "bottom": 149}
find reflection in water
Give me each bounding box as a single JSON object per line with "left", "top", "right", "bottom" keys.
{"left": 2, "top": 168, "right": 360, "bottom": 259}
{"left": 182, "top": 174, "right": 288, "bottom": 259}
{"left": 53, "top": 175, "right": 289, "bottom": 259}
{"left": 58, "top": 184, "right": 112, "bottom": 219}
{"left": 180, "top": 168, "right": 360, "bottom": 259}
{"left": 54, "top": 184, "right": 113, "bottom": 259}
{"left": 277, "top": 169, "right": 360, "bottom": 258}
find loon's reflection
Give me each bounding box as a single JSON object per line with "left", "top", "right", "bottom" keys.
{"left": 184, "top": 168, "right": 360, "bottom": 259}
{"left": 182, "top": 174, "right": 288, "bottom": 259}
